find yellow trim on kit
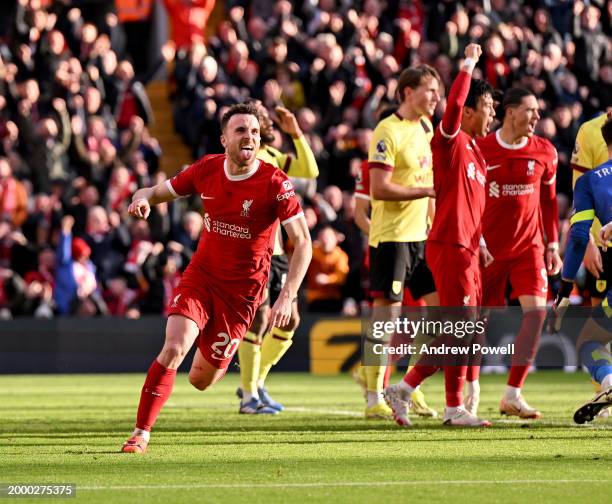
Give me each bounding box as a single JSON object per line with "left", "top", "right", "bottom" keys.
{"left": 570, "top": 209, "right": 595, "bottom": 225}
{"left": 602, "top": 298, "right": 612, "bottom": 319}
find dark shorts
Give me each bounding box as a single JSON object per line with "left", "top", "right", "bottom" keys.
{"left": 369, "top": 241, "right": 436, "bottom": 302}
{"left": 592, "top": 290, "right": 612, "bottom": 332}
{"left": 263, "top": 253, "right": 289, "bottom": 306}
{"left": 585, "top": 247, "right": 612, "bottom": 300}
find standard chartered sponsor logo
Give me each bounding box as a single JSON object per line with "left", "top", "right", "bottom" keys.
{"left": 204, "top": 212, "right": 251, "bottom": 239}
{"left": 489, "top": 182, "right": 534, "bottom": 198}
{"left": 212, "top": 219, "right": 251, "bottom": 239}
{"left": 501, "top": 183, "right": 534, "bottom": 196}
{"left": 489, "top": 181, "right": 500, "bottom": 198}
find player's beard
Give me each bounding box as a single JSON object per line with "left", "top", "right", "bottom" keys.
{"left": 261, "top": 131, "right": 275, "bottom": 145}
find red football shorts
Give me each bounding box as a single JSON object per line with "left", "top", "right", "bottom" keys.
{"left": 426, "top": 241, "right": 481, "bottom": 306}
{"left": 167, "top": 282, "right": 256, "bottom": 370}
{"left": 482, "top": 250, "right": 547, "bottom": 306}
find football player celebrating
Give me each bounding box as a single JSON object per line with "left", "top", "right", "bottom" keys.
{"left": 235, "top": 101, "right": 319, "bottom": 414}
{"left": 121, "top": 104, "right": 312, "bottom": 453}
{"left": 384, "top": 44, "right": 495, "bottom": 427}
{"left": 554, "top": 116, "right": 612, "bottom": 423}
{"left": 474, "top": 88, "right": 561, "bottom": 420}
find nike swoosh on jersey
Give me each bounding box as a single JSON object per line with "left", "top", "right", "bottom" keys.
{"left": 200, "top": 194, "right": 215, "bottom": 200}
{"left": 486, "top": 164, "right": 501, "bottom": 171}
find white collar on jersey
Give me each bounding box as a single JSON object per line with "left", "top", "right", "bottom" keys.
{"left": 495, "top": 129, "right": 528, "bottom": 150}
{"left": 224, "top": 158, "right": 261, "bottom": 181}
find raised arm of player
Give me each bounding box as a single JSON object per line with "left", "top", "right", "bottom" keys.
{"left": 276, "top": 106, "right": 319, "bottom": 179}
{"left": 440, "top": 43, "right": 482, "bottom": 139}
{"left": 128, "top": 180, "right": 177, "bottom": 220}
{"left": 541, "top": 148, "right": 561, "bottom": 274}
{"left": 269, "top": 215, "right": 312, "bottom": 330}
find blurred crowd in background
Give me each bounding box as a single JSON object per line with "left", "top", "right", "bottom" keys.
{"left": 0, "top": 0, "right": 610, "bottom": 318}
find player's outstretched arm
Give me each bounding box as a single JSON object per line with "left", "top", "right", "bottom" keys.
{"left": 128, "top": 181, "right": 177, "bottom": 220}
{"left": 276, "top": 106, "right": 319, "bottom": 179}
{"left": 440, "top": 43, "right": 481, "bottom": 139}
{"left": 269, "top": 215, "right": 312, "bottom": 330}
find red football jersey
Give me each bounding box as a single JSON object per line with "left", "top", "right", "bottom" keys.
{"left": 477, "top": 131, "right": 558, "bottom": 260}
{"left": 167, "top": 154, "right": 303, "bottom": 303}
{"left": 427, "top": 70, "right": 488, "bottom": 253}
{"left": 354, "top": 159, "right": 370, "bottom": 201}
{"left": 428, "top": 129, "right": 488, "bottom": 253}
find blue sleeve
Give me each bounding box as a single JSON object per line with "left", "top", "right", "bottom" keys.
{"left": 562, "top": 175, "right": 595, "bottom": 280}
{"left": 57, "top": 231, "right": 73, "bottom": 266}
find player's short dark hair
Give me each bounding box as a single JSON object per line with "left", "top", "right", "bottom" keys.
{"left": 602, "top": 116, "right": 612, "bottom": 147}
{"left": 495, "top": 87, "right": 535, "bottom": 120}
{"left": 396, "top": 65, "right": 441, "bottom": 102}
{"left": 464, "top": 79, "right": 494, "bottom": 110}
{"left": 220, "top": 103, "right": 260, "bottom": 131}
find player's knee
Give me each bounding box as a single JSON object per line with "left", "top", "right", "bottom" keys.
{"left": 189, "top": 374, "right": 212, "bottom": 391}
{"left": 251, "top": 306, "right": 270, "bottom": 335}
{"left": 159, "top": 342, "right": 189, "bottom": 365}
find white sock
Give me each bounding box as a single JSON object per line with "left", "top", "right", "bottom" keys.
{"left": 256, "top": 380, "right": 265, "bottom": 389}
{"left": 367, "top": 391, "right": 383, "bottom": 407}
{"left": 505, "top": 385, "right": 521, "bottom": 400}
{"left": 243, "top": 391, "right": 258, "bottom": 402}
{"left": 467, "top": 380, "right": 480, "bottom": 397}
{"left": 131, "top": 428, "right": 150, "bottom": 442}
{"left": 397, "top": 380, "right": 415, "bottom": 399}
{"left": 444, "top": 406, "right": 460, "bottom": 416}
{"left": 601, "top": 374, "right": 612, "bottom": 390}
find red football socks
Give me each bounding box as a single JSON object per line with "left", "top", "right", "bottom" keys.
{"left": 403, "top": 364, "right": 438, "bottom": 389}
{"left": 383, "top": 365, "right": 393, "bottom": 388}
{"left": 466, "top": 365, "right": 480, "bottom": 382}
{"left": 508, "top": 309, "right": 546, "bottom": 388}
{"left": 135, "top": 359, "right": 177, "bottom": 431}
{"left": 444, "top": 365, "right": 467, "bottom": 407}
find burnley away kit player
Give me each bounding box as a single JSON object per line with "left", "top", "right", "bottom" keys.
{"left": 365, "top": 64, "right": 440, "bottom": 420}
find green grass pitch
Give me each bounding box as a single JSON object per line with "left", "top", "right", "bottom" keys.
{"left": 1, "top": 371, "right": 610, "bottom": 503}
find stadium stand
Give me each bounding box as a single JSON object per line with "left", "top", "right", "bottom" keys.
{"left": 0, "top": 0, "right": 610, "bottom": 318}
